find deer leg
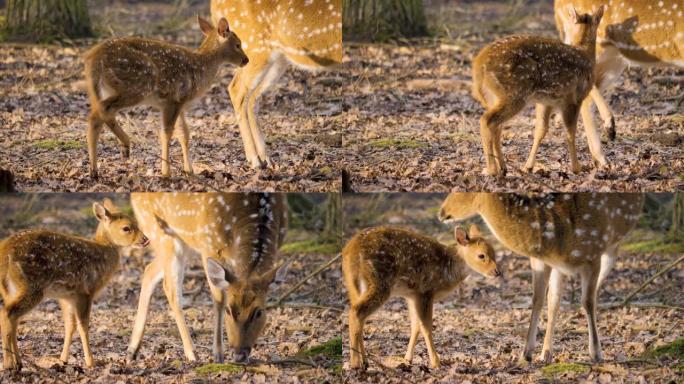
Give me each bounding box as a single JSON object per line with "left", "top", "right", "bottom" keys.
{"left": 100, "top": 94, "right": 142, "bottom": 161}
{"left": 160, "top": 103, "right": 182, "bottom": 177}
{"left": 59, "top": 299, "right": 76, "bottom": 363}
{"left": 404, "top": 296, "right": 421, "bottom": 363}
{"left": 73, "top": 295, "right": 94, "bottom": 368}
{"left": 348, "top": 284, "right": 388, "bottom": 369}
{"left": 416, "top": 293, "right": 439, "bottom": 369}
{"left": 593, "top": 48, "right": 627, "bottom": 141}
{"left": 161, "top": 243, "right": 196, "bottom": 361}
{"left": 176, "top": 114, "right": 193, "bottom": 175}
{"left": 87, "top": 110, "right": 105, "bottom": 178}
{"left": 580, "top": 98, "right": 608, "bottom": 169}
{"left": 524, "top": 104, "right": 552, "bottom": 172}
{"left": 523, "top": 258, "right": 551, "bottom": 362}
{"left": 561, "top": 103, "right": 581, "bottom": 174}
{"left": 202, "top": 255, "right": 226, "bottom": 363}
{"left": 229, "top": 63, "right": 265, "bottom": 169}
{"left": 246, "top": 54, "right": 288, "bottom": 168}
{"left": 126, "top": 256, "right": 164, "bottom": 362}
{"left": 581, "top": 266, "right": 603, "bottom": 363}
{"left": 1, "top": 289, "right": 43, "bottom": 370}
{"left": 541, "top": 269, "right": 564, "bottom": 364}
{"left": 480, "top": 101, "right": 523, "bottom": 176}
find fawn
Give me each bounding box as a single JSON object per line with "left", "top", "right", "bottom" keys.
{"left": 343, "top": 225, "right": 500, "bottom": 369}
{"left": 211, "top": 0, "right": 343, "bottom": 169}
{"left": 555, "top": 0, "right": 684, "bottom": 141}
{"left": 0, "top": 199, "right": 148, "bottom": 370}
{"left": 439, "top": 193, "right": 644, "bottom": 363}
{"left": 125, "top": 193, "right": 287, "bottom": 363}
{"left": 84, "top": 17, "right": 248, "bottom": 178}
{"left": 472, "top": 6, "right": 607, "bottom": 176}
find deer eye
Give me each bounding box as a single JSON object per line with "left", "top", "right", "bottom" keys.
{"left": 122, "top": 226, "right": 131, "bottom": 232}
{"left": 236, "top": 43, "right": 241, "bottom": 49}
{"left": 478, "top": 254, "right": 486, "bottom": 260}
{"left": 254, "top": 309, "right": 263, "bottom": 319}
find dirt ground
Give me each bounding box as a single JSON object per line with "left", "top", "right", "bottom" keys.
{"left": 0, "top": 2, "right": 343, "bottom": 192}
{"left": 0, "top": 194, "right": 343, "bottom": 383}
{"left": 341, "top": 194, "right": 684, "bottom": 383}
{"left": 340, "top": 1, "right": 684, "bottom": 192}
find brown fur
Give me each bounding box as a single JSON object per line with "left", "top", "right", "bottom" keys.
{"left": 439, "top": 193, "right": 644, "bottom": 363}
{"left": 472, "top": 6, "right": 606, "bottom": 176}
{"left": 84, "top": 17, "right": 248, "bottom": 178}
{"left": 342, "top": 225, "right": 499, "bottom": 369}
{"left": 126, "top": 193, "right": 287, "bottom": 363}
{"left": 0, "top": 199, "right": 147, "bottom": 370}
{"left": 211, "top": 0, "right": 343, "bottom": 169}
{"left": 555, "top": 0, "right": 684, "bottom": 140}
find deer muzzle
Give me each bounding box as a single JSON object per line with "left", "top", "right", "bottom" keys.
{"left": 233, "top": 347, "right": 251, "bottom": 362}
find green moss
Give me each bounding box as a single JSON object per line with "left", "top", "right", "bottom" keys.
{"left": 34, "top": 139, "right": 84, "bottom": 150}
{"left": 540, "top": 362, "right": 590, "bottom": 378}
{"left": 299, "top": 337, "right": 342, "bottom": 359}
{"left": 195, "top": 363, "right": 245, "bottom": 375}
{"left": 621, "top": 237, "right": 684, "bottom": 254}
{"left": 644, "top": 338, "right": 684, "bottom": 360}
{"left": 369, "top": 138, "right": 427, "bottom": 149}
{"left": 280, "top": 239, "right": 339, "bottom": 255}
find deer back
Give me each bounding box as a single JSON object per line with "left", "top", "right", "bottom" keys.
{"left": 211, "top": 0, "right": 342, "bottom": 68}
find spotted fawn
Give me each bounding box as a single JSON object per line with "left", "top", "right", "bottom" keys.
{"left": 343, "top": 225, "right": 500, "bottom": 369}
{"left": 472, "top": 6, "right": 607, "bottom": 176}
{"left": 0, "top": 199, "right": 148, "bottom": 370}
{"left": 84, "top": 17, "right": 248, "bottom": 178}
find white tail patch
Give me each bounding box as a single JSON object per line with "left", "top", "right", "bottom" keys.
{"left": 358, "top": 277, "right": 368, "bottom": 295}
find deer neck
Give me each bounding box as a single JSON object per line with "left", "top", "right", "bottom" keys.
{"left": 94, "top": 224, "right": 116, "bottom": 248}
{"left": 446, "top": 246, "right": 467, "bottom": 283}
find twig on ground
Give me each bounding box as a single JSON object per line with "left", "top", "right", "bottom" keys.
{"left": 621, "top": 253, "right": 684, "bottom": 306}
{"left": 273, "top": 253, "right": 341, "bottom": 306}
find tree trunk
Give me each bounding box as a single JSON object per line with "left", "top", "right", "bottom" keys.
{"left": 343, "top": 0, "right": 428, "bottom": 42}
{"left": 323, "top": 194, "right": 341, "bottom": 240}
{"left": 4, "top": 0, "right": 92, "bottom": 42}
{"left": 672, "top": 192, "right": 684, "bottom": 237}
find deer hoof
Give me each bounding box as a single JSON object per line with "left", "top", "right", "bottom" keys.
{"left": 120, "top": 146, "right": 130, "bottom": 159}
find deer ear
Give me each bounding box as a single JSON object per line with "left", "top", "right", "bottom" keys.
{"left": 198, "top": 15, "right": 214, "bottom": 36}
{"left": 594, "top": 5, "right": 606, "bottom": 24}
{"left": 102, "top": 198, "right": 119, "bottom": 213}
{"left": 455, "top": 227, "right": 469, "bottom": 246}
{"left": 468, "top": 224, "right": 482, "bottom": 238}
{"left": 93, "top": 202, "right": 112, "bottom": 223}
{"left": 217, "top": 18, "right": 230, "bottom": 37}
{"left": 206, "top": 258, "right": 236, "bottom": 289}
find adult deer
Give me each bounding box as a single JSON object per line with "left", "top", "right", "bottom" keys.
{"left": 439, "top": 193, "right": 643, "bottom": 363}
{"left": 555, "top": 0, "right": 684, "bottom": 140}
{"left": 210, "top": 0, "right": 343, "bottom": 169}
{"left": 126, "top": 193, "right": 287, "bottom": 363}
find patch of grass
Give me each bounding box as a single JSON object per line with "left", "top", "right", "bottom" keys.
{"left": 369, "top": 138, "right": 427, "bottom": 150}
{"left": 621, "top": 237, "right": 684, "bottom": 254}
{"left": 644, "top": 338, "right": 684, "bottom": 361}
{"left": 281, "top": 238, "right": 339, "bottom": 255}
{"left": 299, "top": 337, "right": 342, "bottom": 360}
{"left": 540, "top": 362, "right": 590, "bottom": 378}
{"left": 34, "top": 139, "right": 84, "bottom": 150}
{"left": 195, "top": 363, "right": 245, "bottom": 375}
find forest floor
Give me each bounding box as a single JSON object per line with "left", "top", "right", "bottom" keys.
{"left": 0, "top": 194, "right": 343, "bottom": 383}
{"left": 340, "top": 1, "right": 684, "bottom": 192}
{"left": 341, "top": 194, "right": 684, "bottom": 383}
{"left": 0, "top": 2, "right": 343, "bottom": 192}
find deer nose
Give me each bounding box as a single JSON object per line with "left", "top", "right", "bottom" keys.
{"left": 141, "top": 235, "right": 150, "bottom": 247}
{"left": 494, "top": 268, "right": 503, "bottom": 278}
{"left": 241, "top": 57, "right": 249, "bottom": 66}
{"left": 234, "top": 347, "right": 251, "bottom": 362}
